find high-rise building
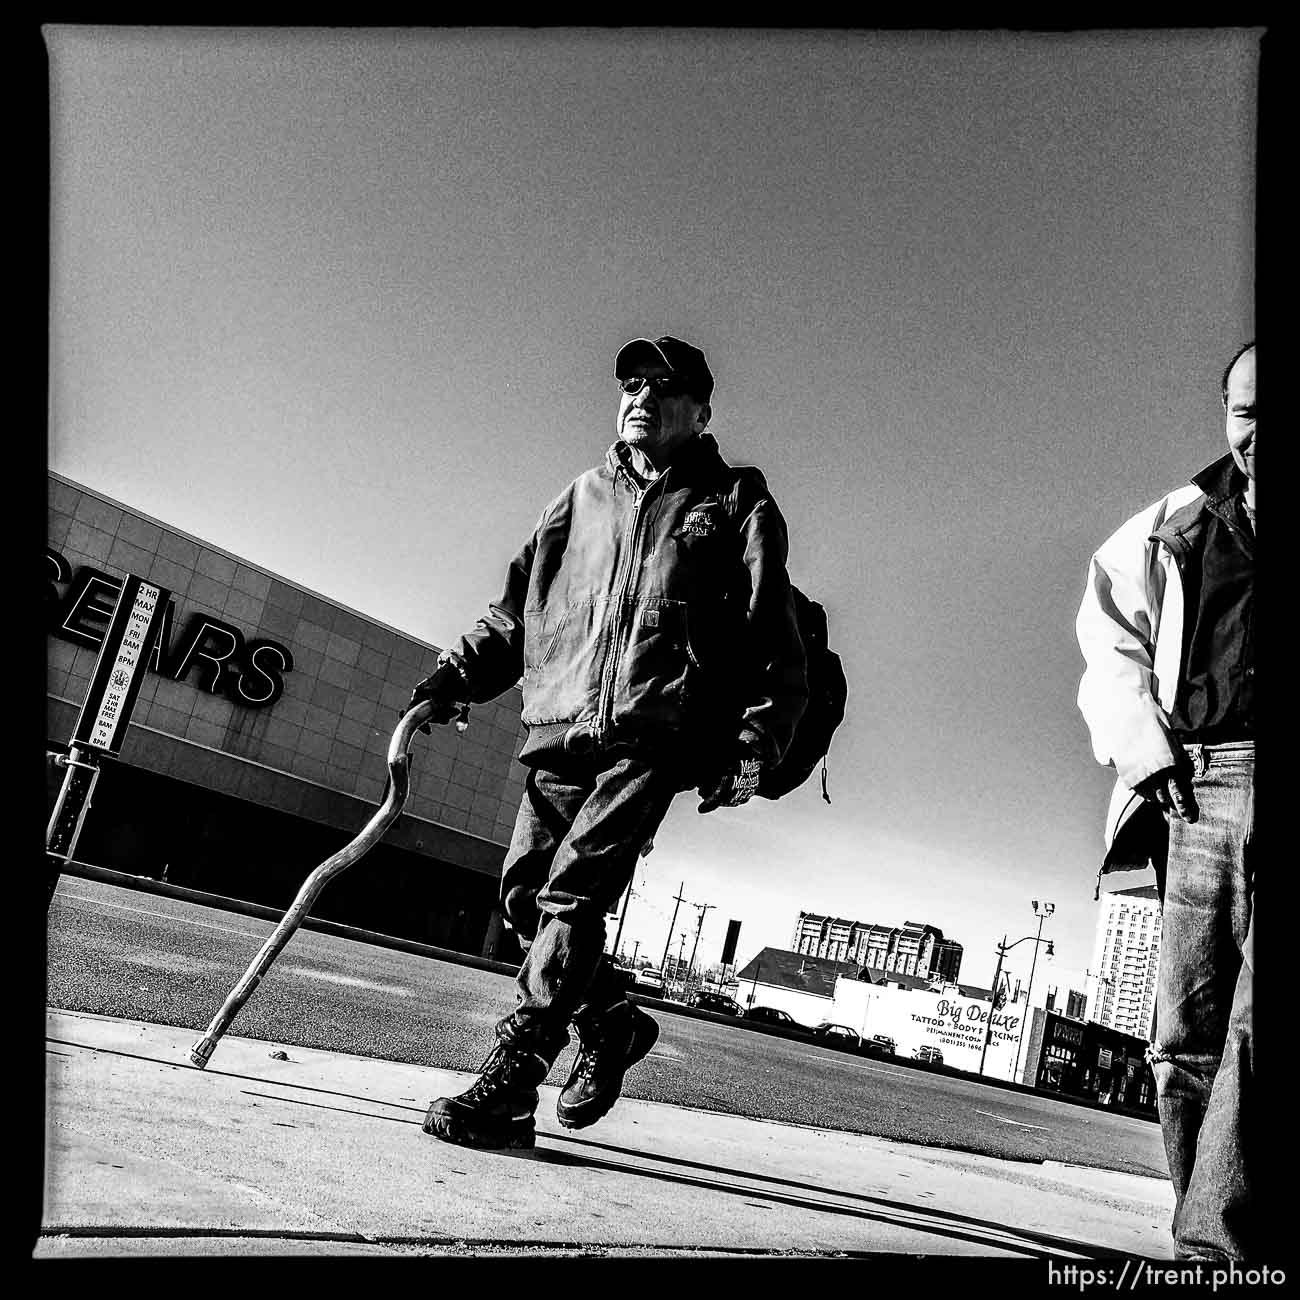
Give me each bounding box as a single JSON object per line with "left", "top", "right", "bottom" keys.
{"left": 1088, "top": 884, "right": 1162, "bottom": 1040}
{"left": 791, "top": 911, "right": 963, "bottom": 983}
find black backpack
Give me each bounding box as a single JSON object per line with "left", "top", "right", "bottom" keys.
{"left": 757, "top": 586, "right": 848, "bottom": 804}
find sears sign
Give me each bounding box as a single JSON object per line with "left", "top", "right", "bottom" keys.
{"left": 47, "top": 548, "right": 294, "bottom": 708}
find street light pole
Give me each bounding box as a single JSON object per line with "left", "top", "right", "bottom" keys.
{"left": 1013, "top": 900, "right": 1055, "bottom": 1081}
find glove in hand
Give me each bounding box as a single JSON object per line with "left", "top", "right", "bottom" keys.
{"left": 406, "top": 663, "right": 469, "bottom": 735}
{"left": 697, "top": 751, "right": 763, "bottom": 814}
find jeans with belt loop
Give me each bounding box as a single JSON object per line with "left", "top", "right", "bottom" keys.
{"left": 1150, "top": 740, "right": 1255, "bottom": 1260}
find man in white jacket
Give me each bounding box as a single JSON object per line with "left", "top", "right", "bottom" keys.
{"left": 1076, "top": 341, "right": 1255, "bottom": 1261}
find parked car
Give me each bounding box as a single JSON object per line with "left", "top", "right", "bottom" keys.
{"left": 869, "top": 1034, "right": 896, "bottom": 1056}
{"left": 632, "top": 969, "right": 666, "bottom": 995}
{"left": 688, "top": 990, "right": 742, "bottom": 1016}
{"left": 913, "top": 1045, "right": 944, "bottom": 1064}
{"left": 811, "top": 1022, "right": 862, "bottom": 1048}
{"left": 744, "top": 1006, "right": 799, "bottom": 1027}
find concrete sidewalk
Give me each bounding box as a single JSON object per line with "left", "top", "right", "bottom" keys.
{"left": 35, "top": 1009, "right": 1174, "bottom": 1259}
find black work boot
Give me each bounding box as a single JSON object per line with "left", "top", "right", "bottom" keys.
{"left": 556, "top": 1000, "right": 659, "bottom": 1130}
{"left": 423, "top": 1042, "right": 551, "bottom": 1150}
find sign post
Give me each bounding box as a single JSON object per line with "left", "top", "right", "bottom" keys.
{"left": 719, "top": 917, "right": 742, "bottom": 991}
{"left": 46, "top": 574, "right": 170, "bottom": 903}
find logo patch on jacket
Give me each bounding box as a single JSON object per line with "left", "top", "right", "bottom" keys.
{"left": 681, "top": 505, "right": 719, "bottom": 536}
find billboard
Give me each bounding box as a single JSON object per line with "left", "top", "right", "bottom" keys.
{"left": 720, "top": 919, "right": 742, "bottom": 966}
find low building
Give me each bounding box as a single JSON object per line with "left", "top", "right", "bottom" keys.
{"left": 830, "top": 972, "right": 1025, "bottom": 1078}
{"left": 1018, "top": 1007, "right": 1156, "bottom": 1115}
{"left": 857, "top": 966, "right": 992, "bottom": 1001}
{"left": 727, "top": 943, "right": 1156, "bottom": 1111}
{"left": 734, "top": 947, "right": 1014, "bottom": 1066}
{"left": 1063, "top": 987, "right": 1089, "bottom": 1021}
{"left": 47, "top": 472, "right": 528, "bottom": 960}
{"left": 734, "top": 947, "right": 859, "bottom": 1025}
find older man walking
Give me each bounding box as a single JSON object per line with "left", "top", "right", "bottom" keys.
{"left": 409, "top": 335, "right": 807, "bottom": 1150}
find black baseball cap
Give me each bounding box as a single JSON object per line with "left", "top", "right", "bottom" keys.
{"left": 614, "top": 336, "right": 714, "bottom": 402}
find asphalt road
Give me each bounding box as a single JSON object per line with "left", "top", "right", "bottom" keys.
{"left": 44, "top": 877, "right": 1168, "bottom": 1180}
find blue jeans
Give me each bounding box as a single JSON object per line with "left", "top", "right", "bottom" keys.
{"left": 1151, "top": 741, "right": 1254, "bottom": 1260}
{"left": 493, "top": 755, "right": 679, "bottom": 1060}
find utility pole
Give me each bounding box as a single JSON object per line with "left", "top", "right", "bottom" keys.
{"left": 611, "top": 880, "right": 634, "bottom": 962}
{"left": 978, "top": 937, "right": 1008, "bottom": 1077}
{"left": 685, "top": 901, "right": 714, "bottom": 994}
{"left": 675, "top": 931, "right": 688, "bottom": 996}
{"left": 978, "top": 909, "right": 1054, "bottom": 1079}
{"left": 659, "top": 882, "right": 687, "bottom": 981}
{"left": 629, "top": 940, "right": 640, "bottom": 969}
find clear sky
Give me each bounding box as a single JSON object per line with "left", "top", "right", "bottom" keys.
{"left": 45, "top": 26, "right": 1258, "bottom": 995}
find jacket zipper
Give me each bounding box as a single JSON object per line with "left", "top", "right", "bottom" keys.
{"left": 596, "top": 469, "right": 656, "bottom": 740}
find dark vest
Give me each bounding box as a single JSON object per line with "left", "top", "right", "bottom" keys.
{"left": 1167, "top": 462, "right": 1255, "bottom": 742}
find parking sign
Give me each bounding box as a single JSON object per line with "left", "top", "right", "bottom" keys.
{"left": 70, "top": 574, "right": 171, "bottom": 755}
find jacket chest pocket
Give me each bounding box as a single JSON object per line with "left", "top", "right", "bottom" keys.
{"left": 666, "top": 526, "right": 736, "bottom": 603}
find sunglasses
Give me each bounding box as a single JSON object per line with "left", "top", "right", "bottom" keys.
{"left": 618, "top": 375, "right": 696, "bottom": 399}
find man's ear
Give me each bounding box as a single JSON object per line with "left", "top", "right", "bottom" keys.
{"left": 694, "top": 403, "right": 712, "bottom": 433}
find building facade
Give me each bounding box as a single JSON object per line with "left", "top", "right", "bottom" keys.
{"left": 1018, "top": 1007, "right": 1156, "bottom": 1114}
{"left": 46, "top": 473, "right": 529, "bottom": 958}
{"left": 791, "top": 911, "right": 963, "bottom": 983}
{"left": 1063, "top": 988, "right": 1089, "bottom": 1022}
{"left": 734, "top": 948, "right": 862, "bottom": 1021}
{"left": 1087, "top": 885, "right": 1162, "bottom": 1041}
{"left": 736, "top": 947, "right": 1022, "bottom": 1082}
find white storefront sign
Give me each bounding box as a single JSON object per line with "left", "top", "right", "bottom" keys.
{"left": 830, "top": 977, "right": 1027, "bottom": 1080}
